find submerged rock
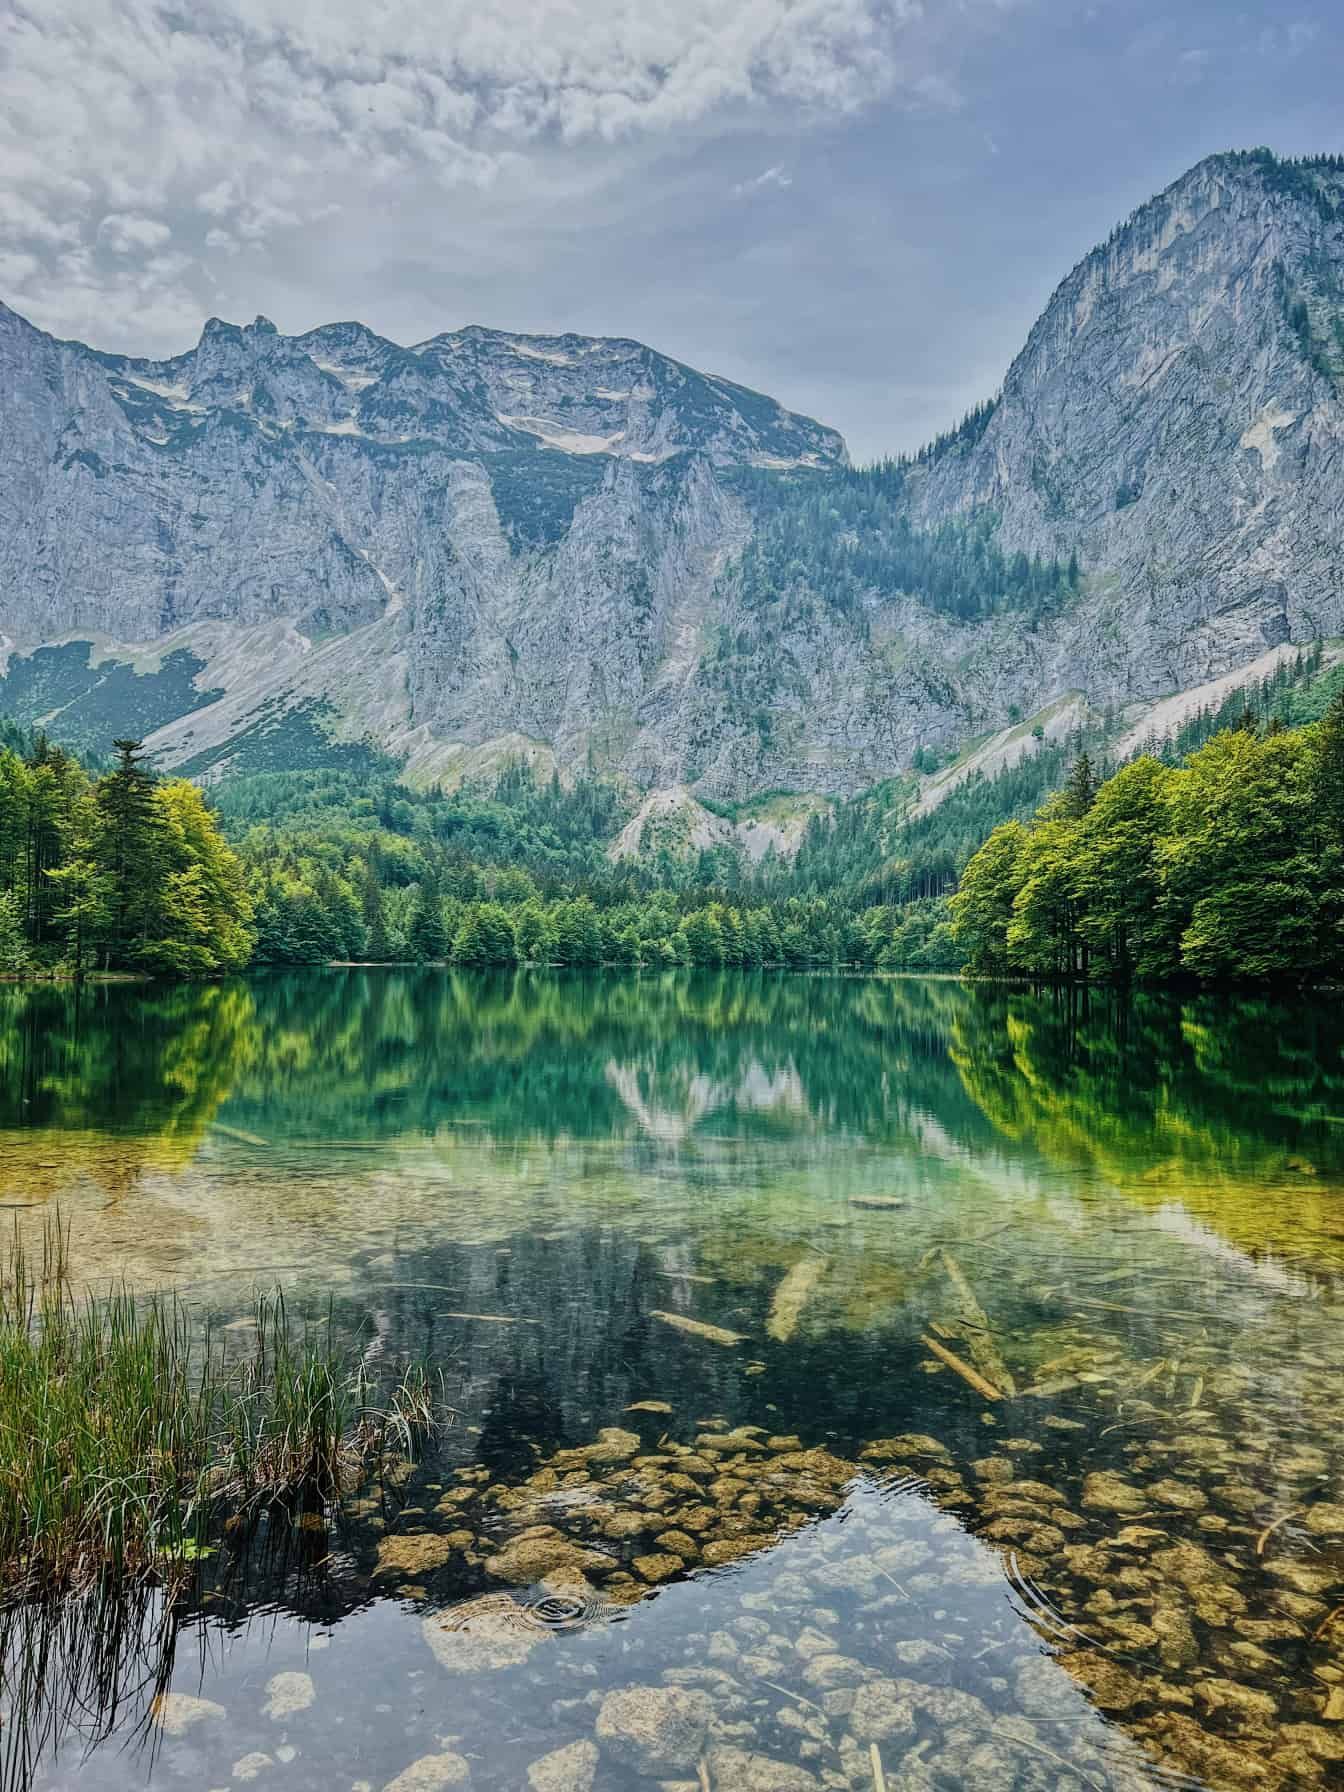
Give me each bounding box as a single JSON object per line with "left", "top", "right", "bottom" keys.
{"left": 705, "top": 1744, "right": 821, "bottom": 1789}
{"left": 484, "top": 1531, "right": 612, "bottom": 1584}
{"left": 262, "top": 1671, "right": 315, "bottom": 1719}
{"left": 150, "top": 1692, "right": 226, "bottom": 1736}
{"left": 1065, "top": 1657, "right": 1151, "bottom": 1713}
{"left": 1279, "top": 1722, "right": 1344, "bottom": 1763}
{"left": 595, "top": 1685, "right": 712, "bottom": 1773}
{"left": 858, "top": 1435, "right": 950, "bottom": 1463}
{"left": 231, "top": 1753, "right": 274, "bottom": 1782}
{"left": 846, "top": 1679, "right": 916, "bottom": 1742}
{"left": 1139, "top": 1714, "right": 1268, "bottom": 1789}
{"left": 702, "top": 1537, "right": 763, "bottom": 1568}
{"left": 1193, "top": 1679, "right": 1277, "bottom": 1723}
{"left": 1302, "top": 1503, "right": 1344, "bottom": 1537}
{"left": 422, "top": 1596, "right": 541, "bottom": 1672}
{"left": 585, "top": 1428, "right": 642, "bottom": 1464}
{"left": 382, "top": 1752, "right": 471, "bottom": 1791}
{"left": 1081, "top": 1472, "right": 1148, "bottom": 1514}
{"left": 527, "top": 1739, "right": 598, "bottom": 1792}
{"left": 1149, "top": 1478, "right": 1208, "bottom": 1513}
{"left": 654, "top": 1529, "right": 701, "bottom": 1561}
{"left": 375, "top": 1533, "right": 460, "bottom": 1578}
{"left": 633, "top": 1552, "right": 683, "bottom": 1583}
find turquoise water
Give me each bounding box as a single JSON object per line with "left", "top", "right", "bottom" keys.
{"left": 3, "top": 971, "right": 1344, "bottom": 1791}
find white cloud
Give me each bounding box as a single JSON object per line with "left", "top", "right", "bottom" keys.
{"left": 98, "top": 213, "right": 172, "bottom": 253}
{"left": 732, "top": 164, "right": 795, "bottom": 198}
{"left": 0, "top": 0, "right": 992, "bottom": 354}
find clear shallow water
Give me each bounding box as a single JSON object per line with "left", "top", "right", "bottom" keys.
{"left": 3, "top": 970, "right": 1344, "bottom": 1792}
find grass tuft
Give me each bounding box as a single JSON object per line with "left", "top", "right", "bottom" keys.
{"left": 0, "top": 1220, "right": 438, "bottom": 1606}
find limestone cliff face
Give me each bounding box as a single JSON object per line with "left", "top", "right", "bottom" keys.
{"left": 1, "top": 150, "right": 1342, "bottom": 797}
{"left": 673, "top": 151, "right": 1344, "bottom": 796}
{"left": 902, "top": 149, "right": 1344, "bottom": 697}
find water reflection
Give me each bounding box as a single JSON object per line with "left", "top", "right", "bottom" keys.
{"left": 2, "top": 971, "right": 1343, "bottom": 1790}
{"left": 0, "top": 981, "right": 256, "bottom": 1202}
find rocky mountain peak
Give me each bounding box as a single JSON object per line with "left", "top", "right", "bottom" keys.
{"left": 1, "top": 148, "right": 1342, "bottom": 807}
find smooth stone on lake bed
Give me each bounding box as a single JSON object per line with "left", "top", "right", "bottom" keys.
{"left": 263, "top": 1671, "right": 315, "bottom": 1719}
{"left": 382, "top": 1752, "right": 471, "bottom": 1791}
{"left": 151, "top": 1692, "right": 226, "bottom": 1735}
{"left": 595, "top": 1685, "right": 712, "bottom": 1773}
{"left": 421, "top": 1599, "right": 541, "bottom": 1672}
{"left": 527, "top": 1739, "right": 598, "bottom": 1792}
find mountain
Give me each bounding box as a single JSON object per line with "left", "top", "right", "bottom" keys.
{"left": 1, "top": 147, "right": 1343, "bottom": 806}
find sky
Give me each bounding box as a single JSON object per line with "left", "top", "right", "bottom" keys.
{"left": 2, "top": 1, "right": 1341, "bottom": 461}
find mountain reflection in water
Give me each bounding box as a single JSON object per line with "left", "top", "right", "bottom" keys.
{"left": 2, "top": 969, "right": 1343, "bottom": 1792}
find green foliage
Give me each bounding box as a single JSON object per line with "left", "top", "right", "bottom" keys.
{"left": 480, "top": 450, "right": 607, "bottom": 548}
{"left": 1138, "top": 644, "right": 1339, "bottom": 760}
{"left": 409, "top": 869, "right": 450, "bottom": 962}
{"left": 0, "top": 735, "right": 254, "bottom": 977}
{"left": 175, "top": 702, "right": 386, "bottom": 782}
{"left": 0, "top": 889, "right": 29, "bottom": 972}
{"left": 953, "top": 717, "right": 1344, "bottom": 985}
{"left": 225, "top": 756, "right": 950, "bottom": 972}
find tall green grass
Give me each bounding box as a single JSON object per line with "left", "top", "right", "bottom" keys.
{"left": 0, "top": 1221, "right": 435, "bottom": 1604}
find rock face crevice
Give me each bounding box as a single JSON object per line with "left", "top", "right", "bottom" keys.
{"left": 2, "top": 151, "right": 1343, "bottom": 796}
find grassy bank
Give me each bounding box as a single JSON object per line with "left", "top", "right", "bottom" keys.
{"left": 0, "top": 1223, "right": 434, "bottom": 1605}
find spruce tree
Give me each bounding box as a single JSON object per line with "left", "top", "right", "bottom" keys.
{"left": 362, "top": 864, "right": 391, "bottom": 961}
{"left": 409, "top": 870, "right": 449, "bottom": 962}
{"left": 94, "top": 739, "right": 164, "bottom": 965}
{"left": 1061, "top": 752, "right": 1098, "bottom": 820}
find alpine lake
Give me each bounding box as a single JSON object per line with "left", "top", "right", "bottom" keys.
{"left": 3, "top": 968, "right": 1344, "bottom": 1792}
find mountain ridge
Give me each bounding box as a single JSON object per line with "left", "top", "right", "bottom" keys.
{"left": 2, "top": 147, "right": 1342, "bottom": 807}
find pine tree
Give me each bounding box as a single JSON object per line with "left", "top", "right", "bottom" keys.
{"left": 409, "top": 870, "right": 449, "bottom": 962}
{"left": 0, "top": 887, "right": 29, "bottom": 972}
{"left": 94, "top": 739, "right": 165, "bottom": 965}
{"left": 1061, "top": 753, "right": 1098, "bottom": 820}
{"left": 362, "top": 864, "right": 391, "bottom": 961}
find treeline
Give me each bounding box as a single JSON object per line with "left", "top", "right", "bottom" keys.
{"left": 1142, "top": 645, "right": 1344, "bottom": 762}
{"left": 779, "top": 733, "right": 1102, "bottom": 906}
{"left": 213, "top": 753, "right": 628, "bottom": 881}
{"left": 0, "top": 737, "right": 254, "bottom": 976}
{"left": 786, "top": 650, "right": 1344, "bottom": 910}
{"left": 243, "top": 818, "right": 958, "bottom": 972}
{"left": 733, "top": 467, "right": 1078, "bottom": 626}
{"left": 952, "top": 695, "right": 1344, "bottom": 984}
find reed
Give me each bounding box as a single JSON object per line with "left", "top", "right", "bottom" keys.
{"left": 0, "top": 1221, "right": 436, "bottom": 1604}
